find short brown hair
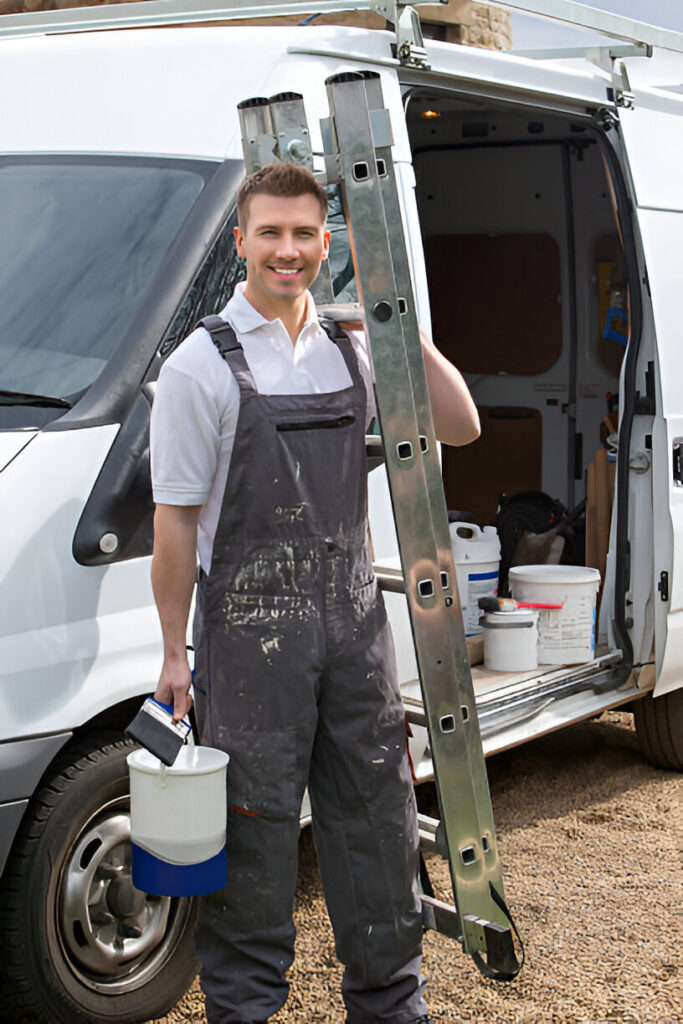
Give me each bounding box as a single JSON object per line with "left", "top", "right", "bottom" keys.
{"left": 236, "top": 163, "right": 328, "bottom": 228}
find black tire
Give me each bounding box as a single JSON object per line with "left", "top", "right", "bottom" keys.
{"left": 633, "top": 688, "right": 683, "bottom": 771}
{"left": 0, "top": 733, "right": 198, "bottom": 1024}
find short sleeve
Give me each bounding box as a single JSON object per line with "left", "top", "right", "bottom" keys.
{"left": 150, "top": 349, "right": 236, "bottom": 506}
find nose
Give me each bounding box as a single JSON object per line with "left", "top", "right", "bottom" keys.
{"left": 275, "top": 233, "right": 300, "bottom": 260}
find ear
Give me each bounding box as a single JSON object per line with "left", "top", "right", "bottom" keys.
{"left": 322, "top": 229, "right": 331, "bottom": 261}
{"left": 234, "top": 224, "right": 246, "bottom": 259}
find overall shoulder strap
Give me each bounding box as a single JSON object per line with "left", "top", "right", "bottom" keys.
{"left": 196, "top": 315, "right": 255, "bottom": 393}
{"left": 196, "top": 315, "right": 242, "bottom": 356}
{"left": 318, "top": 316, "right": 364, "bottom": 391}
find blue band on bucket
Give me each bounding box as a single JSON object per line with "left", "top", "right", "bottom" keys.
{"left": 131, "top": 843, "right": 227, "bottom": 897}
{"left": 468, "top": 570, "right": 498, "bottom": 581}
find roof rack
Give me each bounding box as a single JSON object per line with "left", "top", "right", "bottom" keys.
{"left": 1, "top": 0, "right": 425, "bottom": 65}
{"left": 497, "top": 0, "right": 683, "bottom": 54}
{"left": 0, "top": 0, "right": 681, "bottom": 56}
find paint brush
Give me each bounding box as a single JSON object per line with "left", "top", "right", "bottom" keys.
{"left": 478, "top": 596, "right": 564, "bottom": 612}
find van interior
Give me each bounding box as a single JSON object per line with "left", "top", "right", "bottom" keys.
{"left": 391, "top": 88, "right": 643, "bottom": 730}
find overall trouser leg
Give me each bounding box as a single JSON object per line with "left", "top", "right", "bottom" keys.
{"left": 309, "top": 591, "right": 427, "bottom": 1024}
{"left": 193, "top": 592, "right": 323, "bottom": 1024}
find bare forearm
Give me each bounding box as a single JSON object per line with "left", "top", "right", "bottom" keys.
{"left": 151, "top": 506, "right": 199, "bottom": 652}
{"left": 151, "top": 504, "right": 201, "bottom": 718}
{"left": 421, "top": 330, "right": 480, "bottom": 447}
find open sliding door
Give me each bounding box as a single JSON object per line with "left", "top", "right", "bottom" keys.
{"left": 617, "top": 54, "right": 683, "bottom": 696}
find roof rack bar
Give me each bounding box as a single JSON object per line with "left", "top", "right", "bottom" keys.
{"left": 513, "top": 43, "right": 651, "bottom": 62}
{"left": 1, "top": 0, "right": 681, "bottom": 54}
{"left": 0, "top": 0, "right": 437, "bottom": 41}
{"left": 492, "top": 0, "right": 683, "bottom": 54}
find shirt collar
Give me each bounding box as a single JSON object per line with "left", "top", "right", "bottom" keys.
{"left": 221, "top": 283, "right": 318, "bottom": 340}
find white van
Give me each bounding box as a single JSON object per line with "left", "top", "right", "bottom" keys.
{"left": 0, "top": 2, "right": 681, "bottom": 1021}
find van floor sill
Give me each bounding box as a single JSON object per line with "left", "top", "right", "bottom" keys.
{"left": 472, "top": 647, "right": 620, "bottom": 705}
{"left": 402, "top": 648, "right": 625, "bottom": 733}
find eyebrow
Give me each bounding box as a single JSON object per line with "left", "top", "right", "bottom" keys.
{"left": 255, "top": 223, "right": 320, "bottom": 231}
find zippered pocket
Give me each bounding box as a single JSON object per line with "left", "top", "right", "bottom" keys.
{"left": 276, "top": 414, "right": 356, "bottom": 432}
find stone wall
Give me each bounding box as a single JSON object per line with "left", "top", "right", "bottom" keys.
{"left": 0, "top": 0, "right": 512, "bottom": 50}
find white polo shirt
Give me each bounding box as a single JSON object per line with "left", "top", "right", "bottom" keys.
{"left": 150, "top": 284, "right": 374, "bottom": 571}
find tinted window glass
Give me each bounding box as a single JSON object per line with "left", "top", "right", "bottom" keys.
{"left": 327, "top": 185, "right": 358, "bottom": 303}
{"left": 0, "top": 158, "right": 208, "bottom": 399}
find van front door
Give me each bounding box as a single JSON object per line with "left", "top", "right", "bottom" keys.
{"left": 616, "top": 52, "right": 683, "bottom": 697}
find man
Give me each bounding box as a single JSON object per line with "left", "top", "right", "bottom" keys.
{"left": 150, "top": 162, "right": 479, "bottom": 1024}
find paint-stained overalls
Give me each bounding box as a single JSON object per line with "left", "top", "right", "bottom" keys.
{"left": 192, "top": 316, "right": 426, "bottom": 1024}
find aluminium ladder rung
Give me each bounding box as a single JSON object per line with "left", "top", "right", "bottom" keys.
{"left": 403, "top": 694, "right": 427, "bottom": 728}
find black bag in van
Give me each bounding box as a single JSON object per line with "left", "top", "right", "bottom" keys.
{"left": 496, "top": 491, "right": 585, "bottom": 595}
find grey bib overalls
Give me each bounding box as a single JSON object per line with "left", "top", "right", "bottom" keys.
{"left": 192, "top": 316, "right": 427, "bottom": 1024}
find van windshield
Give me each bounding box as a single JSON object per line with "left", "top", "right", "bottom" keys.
{"left": 0, "top": 156, "right": 210, "bottom": 401}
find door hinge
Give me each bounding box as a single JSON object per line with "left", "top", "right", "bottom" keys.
{"left": 634, "top": 362, "right": 656, "bottom": 416}
{"left": 596, "top": 106, "right": 618, "bottom": 132}
{"left": 673, "top": 442, "right": 683, "bottom": 486}
{"left": 375, "top": 1, "right": 430, "bottom": 68}
{"left": 658, "top": 571, "right": 669, "bottom": 602}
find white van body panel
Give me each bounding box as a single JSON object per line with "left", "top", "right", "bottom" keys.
{"left": 0, "top": 425, "right": 165, "bottom": 738}
{"left": 0, "top": 432, "right": 36, "bottom": 472}
{"left": 1, "top": 27, "right": 411, "bottom": 164}
{"left": 617, "top": 62, "right": 683, "bottom": 696}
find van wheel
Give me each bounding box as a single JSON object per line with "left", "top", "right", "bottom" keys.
{"left": 0, "top": 734, "right": 198, "bottom": 1024}
{"left": 633, "top": 689, "right": 683, "bottom": 771}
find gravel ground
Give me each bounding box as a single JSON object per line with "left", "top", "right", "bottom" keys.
{"left": 150, "top": 711, "right": 681, "bottom": 1024}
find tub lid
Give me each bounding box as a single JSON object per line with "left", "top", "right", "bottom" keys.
{"left": 508, "top": 564, "right": 601, "bottom": 585}
{"left": 128, "top": 745, "right": 229, "bottom": 775}
{"left": 481, "top": 609, "right": 538, "bottom": 628}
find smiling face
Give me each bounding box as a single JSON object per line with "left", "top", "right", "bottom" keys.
{"left": 234, "top": 192, "right": 330, "bottom": 320}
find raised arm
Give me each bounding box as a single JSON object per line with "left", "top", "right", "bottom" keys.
{"left": 420, "top": 329, "right": 480, "bottom": 447}
{"left": 151, "top": 503, "right": 201, "bottom": 721}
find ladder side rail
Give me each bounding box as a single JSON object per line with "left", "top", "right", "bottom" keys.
{"left": 324, "top": 72, "right": 513, "bottom": 953}
{"left": 357, "top": 70, "right": 509, "bottom": 903}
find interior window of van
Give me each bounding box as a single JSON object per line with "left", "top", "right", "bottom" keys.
{"left": 327, "top": 185, "right": 358, "bottom": 303}
{"left": 0, "top": 156, "right": 211, "bottom": 401}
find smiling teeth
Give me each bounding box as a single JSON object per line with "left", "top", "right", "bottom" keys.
{"left": 274, "top": 268, "right": 298, "bottom": 275}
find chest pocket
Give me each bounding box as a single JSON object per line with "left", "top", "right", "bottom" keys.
{"left": 276, "top": 414, "right": 356, "bottom": 432}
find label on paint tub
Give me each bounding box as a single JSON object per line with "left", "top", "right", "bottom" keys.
{"left": 464, "top": 570, "right": 499, "bottom": 635}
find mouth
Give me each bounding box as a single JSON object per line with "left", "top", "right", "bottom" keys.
{"left": 270, "top": 266, "right": 302, "bottom": 278}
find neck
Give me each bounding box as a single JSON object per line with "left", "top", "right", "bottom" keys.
{"left": 242, "top": 285, "right": 309, "bottom": 344}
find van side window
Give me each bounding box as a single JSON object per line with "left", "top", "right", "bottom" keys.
{"left": 159, "top": 208, "right": 246, "bottom": 358}
{"left": 327, "top": 185, "right": 358, "bottom": 303}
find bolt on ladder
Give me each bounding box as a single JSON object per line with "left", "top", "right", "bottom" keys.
{"left": 237, "top": 77, "right": 522, "bottom": 980}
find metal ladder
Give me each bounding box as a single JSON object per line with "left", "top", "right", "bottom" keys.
{"left": 237, "top": 79, "right": 521, "bottom": 979}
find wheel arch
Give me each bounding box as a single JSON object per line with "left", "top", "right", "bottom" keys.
{"left": 1, "top": 696, "right": 146, "bottom": 879}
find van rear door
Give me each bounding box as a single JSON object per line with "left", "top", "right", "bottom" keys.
{"left": 616, "top": 53, "right": 683, "bottom": 696}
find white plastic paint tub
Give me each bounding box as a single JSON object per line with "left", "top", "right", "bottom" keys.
{"left": 509, "top": 564, "right": 601, "bottom": 665}
{"left": 450, "top": 522, "right": 501, "bottom": 636}
{"left": 128, "top": 745, "right": 229, "bottom": 897}
{"left": 482, "top": 609, "right": 538, "bottom": 672}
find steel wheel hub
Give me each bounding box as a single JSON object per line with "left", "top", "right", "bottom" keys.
{"left": 60, "top": 807, "right": 171, "bottom": 982}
